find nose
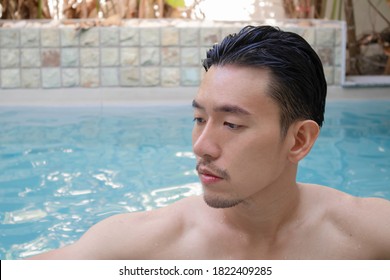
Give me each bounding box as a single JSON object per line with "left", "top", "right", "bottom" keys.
{"left": 192, "top": 121, "right": 221, "bottom": 160}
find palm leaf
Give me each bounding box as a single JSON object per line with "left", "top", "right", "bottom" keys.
{"left": 165, "top": 0, "right": 186, "bottom": 8}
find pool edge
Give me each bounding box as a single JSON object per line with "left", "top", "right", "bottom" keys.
{"left": 0, "top": 87, "right": 198, "bottom": 107}
{"left": 0, "top": 86, "right": 389, "bottom": 107}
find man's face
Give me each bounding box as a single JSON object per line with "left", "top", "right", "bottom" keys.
{"left": 192, "top": 65, "right": 292, "bottom": 208}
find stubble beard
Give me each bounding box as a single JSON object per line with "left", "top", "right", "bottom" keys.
{"left": 203, "top": 193, "right": 243, "bottom": 209}
{"left": 197, "top": 160, "right": 243, "bottom": 208}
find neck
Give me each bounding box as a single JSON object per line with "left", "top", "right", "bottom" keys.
{"left": 221, "top": 179, "right": 301, "bottom": 239}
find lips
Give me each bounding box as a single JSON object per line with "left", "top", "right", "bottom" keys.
{"left": 198, "top": 167, "right": 221, "bottom": 178}
{"left": 197, "top": 166, "right": 224, "bottom": 185}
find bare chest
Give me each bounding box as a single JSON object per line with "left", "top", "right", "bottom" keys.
{"left": 167, "top": 226, "right": 369, "bottom": 260}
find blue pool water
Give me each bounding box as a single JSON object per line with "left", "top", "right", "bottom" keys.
{"left": 0, "top": 100, "right": 390, "bottom": 259}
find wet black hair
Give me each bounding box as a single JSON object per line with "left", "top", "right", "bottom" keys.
{"left": 202, "top": 25, "right": 327, "bottom": 136}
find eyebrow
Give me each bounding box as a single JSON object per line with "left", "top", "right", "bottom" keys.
{"left": 192, "top": 99, "right": 251, "bottom": 116}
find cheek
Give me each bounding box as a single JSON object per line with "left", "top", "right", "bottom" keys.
{"left": 228, "top": 137, "right": 285, "bottom": 178}
{"left": 192, "top": 126, "right": 200, "bottom": 145}
{"left": 191, "top": 130, "right": 196, "bottom": 145}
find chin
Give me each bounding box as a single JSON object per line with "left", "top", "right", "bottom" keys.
{"left": 203, "top": 194, "right": 243, "bottom": 209}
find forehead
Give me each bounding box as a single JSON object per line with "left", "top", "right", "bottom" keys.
{"left": 195, "top": 65, "right": 278, "bottom": 116}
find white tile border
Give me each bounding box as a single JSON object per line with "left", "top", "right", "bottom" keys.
{"left": 0, "top": 86, "right": 389, "bottom": 107}
{"left": 0, "top": 87, "right": 198, "bottom": 107}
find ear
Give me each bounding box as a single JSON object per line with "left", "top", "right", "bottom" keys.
{"left": 287, "top": 120, "right": 320, "bottom": 164}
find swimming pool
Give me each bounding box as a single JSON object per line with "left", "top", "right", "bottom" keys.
{"left": 0, "top": 100, "right": 389, "bottom": 259}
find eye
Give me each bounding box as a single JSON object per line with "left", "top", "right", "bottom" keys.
{"left": 193, "top": 117, "right": 206, "bottom": 125}
{"left": 224, "top": 122, "right": 242, "bottom": 130}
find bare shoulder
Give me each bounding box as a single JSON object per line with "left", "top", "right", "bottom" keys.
{"left": 301, "top": 183, "right": 390, "bottom": 259}
{"left": 29, "top": 196, "right": 200, "bottom": 259}
{"left": 81, "top": 196, "right": 202, "bottom": 259}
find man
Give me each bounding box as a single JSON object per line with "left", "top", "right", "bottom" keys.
{"left": 29, "top": 26, "right": 390, "bottom": 259}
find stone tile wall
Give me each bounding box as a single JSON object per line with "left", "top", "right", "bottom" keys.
{"left": 0, "top": 20, "right": 345, "bottom": 89}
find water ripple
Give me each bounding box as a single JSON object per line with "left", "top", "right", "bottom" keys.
{"left": 1, "top": 103, "right": 389, "bottom": 259}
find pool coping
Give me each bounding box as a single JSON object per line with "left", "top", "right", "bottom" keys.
{"left": 0, "top": 86, "right": 389, "bottom": 107}
{"left": 0, "top": 87, "right": 197, "bottom": 107}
